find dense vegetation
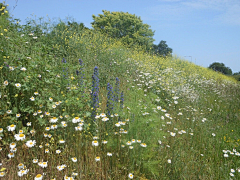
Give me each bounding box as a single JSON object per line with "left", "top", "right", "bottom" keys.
{"left": 208, "top": 62, "right": 233, "bottom": 75}
{"left": 92, "top": 10, "right": 155, "bottom": 51}
{"left": 208, "top": 62, "right": 240, "bottom": 81}
{"left": 0, "top": 3, "right": 240, "bottom": 179}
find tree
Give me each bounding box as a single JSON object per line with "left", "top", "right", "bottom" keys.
{"left": 233, "top": 71, "right": 240, "bottom": 81}
{"left": 233, "top": 71, "right": 240, "bottom": 75}
{"left": 208, "top": 62, "right": 232, "bottom": 75}
{"left": 91, "top": 10, "right": 155, "bottom": 50}
{"left": 153, "top": 40, "right": 172, "bottom": 57}
{"left": 67, "top": 21, "right": 88, "bottom": 31}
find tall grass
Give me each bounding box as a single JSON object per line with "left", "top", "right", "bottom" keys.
{"left": 0, "top": 6, "right": 240, "bottom": 179}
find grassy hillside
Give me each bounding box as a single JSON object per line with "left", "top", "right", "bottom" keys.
{"left": 0, "top": 10, "right": 240, "bottom": 179}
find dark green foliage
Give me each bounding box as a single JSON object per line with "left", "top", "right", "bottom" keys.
{"left": 208, "top": 62, "right": 232, "bottom": 75}
{"left": 232, "top": 74, "right": 240, "bottom": 81}
{"left": 232, "top": 71, "right": 240, "bottom": 81}
{"left": 152, "top": 40, "right": 172, "bottom": 57}
{"left": 233, "top": 71, "right": 240, "bottom": 75}
{"left": 67, "top": 21, "right": 89, "bottom": 31}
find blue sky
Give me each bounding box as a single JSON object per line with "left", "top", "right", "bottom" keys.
{"left": 6, "top": 0, "right": 240, "bottom": 73}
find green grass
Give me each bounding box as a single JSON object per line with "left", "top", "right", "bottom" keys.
{"left": 0, "top": 8, "right": 240, "bottom": 179}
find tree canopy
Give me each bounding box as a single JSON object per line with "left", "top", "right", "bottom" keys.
{"left": 91, "top": 10, "right": 155, "bottom": 50}
{"left": 153, "top": 40, "right": 172, "bottom": 57}
{"left": 208, "top": 62, "right": 232, "bottom": 75}
{"left": 233, "top": 71, "right": 240, "bottom": 75}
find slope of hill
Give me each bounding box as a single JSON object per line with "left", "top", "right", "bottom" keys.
{"left": 0, "top": 12, "right": 240, "bottom": 179}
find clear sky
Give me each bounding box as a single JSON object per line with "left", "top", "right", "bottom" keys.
{"left": 6, "top": 0, "right": 240, "bottom": 73}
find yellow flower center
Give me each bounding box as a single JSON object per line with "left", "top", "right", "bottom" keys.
{"left": 36, "top": 174, "right": 42, "bottom": 178}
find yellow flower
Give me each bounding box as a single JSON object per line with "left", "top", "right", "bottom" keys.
{"left": 35, "top": 174, "right": 43, "bottom": 179}
{"left": 4, "top": 29, "right": 7, "bottom": 32}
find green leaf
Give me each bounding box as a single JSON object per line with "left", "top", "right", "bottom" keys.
{"left": 12, "top": 107, "right": 18, "bottom": 113}
{"left": 38, "top": 118, "right": 46, "bottom": 126}
{"left": 85, "top": 111, "right": 91, "bottom": 117}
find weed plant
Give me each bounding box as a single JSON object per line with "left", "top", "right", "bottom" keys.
{"left": 0, "top": 4, "right": 240, "bottom": 179}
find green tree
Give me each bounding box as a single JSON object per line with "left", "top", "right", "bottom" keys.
{"left": 233, "top": 71, "right": 240, "bottom": 81}
{"left": 67, "top": 21, "right": 88, "bottom": 31}
{"left": 233, "top": 71, "right": 240, "bottom": 75}
{"left": 153, "top": 40, "right": 172, "bottom": 57}
{"left": 91, "top": 10, "right": 155, "bottom": 50}
{"left": 208, "top": 62, "right": 232, "bottom": 75}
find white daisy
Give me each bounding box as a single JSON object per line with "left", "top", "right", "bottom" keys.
{"left": 15, "top": 83, "right": 21, "bottom": 88}
{"left": 95, "top": 156, "right": 100, "bottom": 162}
{"left": 7, "top": 124, "right": 16, "bottom": 131}
{"left": 128, "top": 173, "right": 133, "bottom": 179}
{"left": 56, "top": 150, "right": 61, "bottom": 154}
{"left": 92, "top": 140, "right": 99, "bottom": 146}
{"left": 10, "top": 142, "right": 16, "bottom": 149}
{"left": 71, "top": 157, "right": 77, "bottom": 162}
{"left": 75, "top": 126, "right": 83, "bottom": 131}
{"left": 34, "top": 174, "right": 43, "bottom": 180}
{"left": 3, "top": 80, "right": 8, "bottom": 86}
{"left": 50, "top": 117, "right": 58, "bottom": 123}
{"left": 107, "top": 152, "right": 112, "bottom": 156}
{"left": 26, "top": 140, "right": 36, "bottom": 148}
{"left": 72, "top": 117, "right": 80, "bottom": 123}
{"left": 20, "top": 67, "right": 27, "bottom": 71}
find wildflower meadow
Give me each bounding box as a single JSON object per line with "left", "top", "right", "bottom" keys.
{"left": 0, "top": 3, "right": 240, "bottom": 179}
